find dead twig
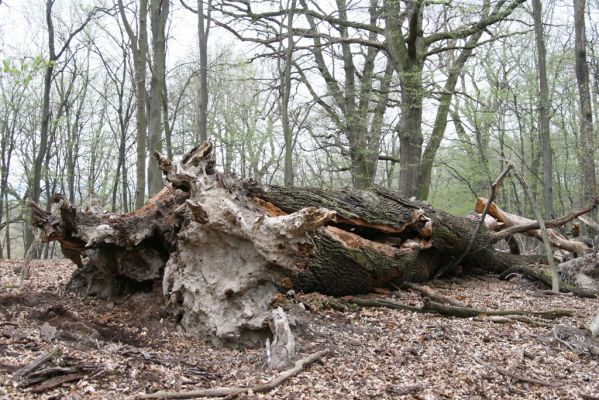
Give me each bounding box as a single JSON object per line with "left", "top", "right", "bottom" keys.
{"left": 474, "top": 315, "right": 551, "bottom": 328}
{"left": 471, "top": 355, "right": 557, "bottom": 388}
{"left": 136, "top": 349, "right": 330, "bottom": 399}
{"left": 399, "top": 282, "right": 467, "bottom": 307}
{"left": 344, "top": 297, "right": 572, "bottom": 319}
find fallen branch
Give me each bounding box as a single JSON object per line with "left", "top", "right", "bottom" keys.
{"left": 421, "top": 298, "right": 571, "bottom": 319}
{"left": 343, "top": 297, "right": 572, "bottom": 319}
{"left": 136, "top": 349, "right": 330, "bottom": 399}
{"left": 500, "top": 266, "right": 597, "bottom": 298}
{"left": 30, "top": 373, "right": 83, "bottom": 393}
{"left": 577, "top": 214, "right": 599, "bottom": 231}
{"left": 493, "top": 200, "right": 599, "bottom": 242}
{"left": 399, "top": 282, "right": 467, "bottom": 307}
{"left": 471, "top": 355, "right": 557, "bottom": 388}
{"left": 477, "top": 197, "right": 588, "bottom": 254}
{"left": 474, "top": 315, "right": 551, "bottom": 327}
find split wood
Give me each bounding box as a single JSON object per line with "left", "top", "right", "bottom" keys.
{"left": 12, "top": 346, "right": 61, "bottom": 382}
{"left": 493, "top": 200, "right": 598, "bottom": 241}
{"left": 344, "top": 297, "right": 572, "bottom": 319}
{"left": 136, "top": 349, "right": 330, "bottom": 399}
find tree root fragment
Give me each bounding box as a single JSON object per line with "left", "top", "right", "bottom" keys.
{"left": 135, "top": 349, "right": 330, "bottom": 399}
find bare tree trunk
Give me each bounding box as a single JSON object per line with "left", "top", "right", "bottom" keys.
{"left": 119, "top": 0, "right": 149, "bottom": 209}
{"left": 197, "top": 0, "right": 211, "bottom": 142}
{"left": 533, "top": 0, "right": 553, "bottom": 219}
{"left": 147, "top": 0, "right": 169, "bottom": 197}
{"left": 574, "top": 0, "right": 596, "bottom": 201}
{"left": 280, "top": 0, "right": 296, "bottom": 187}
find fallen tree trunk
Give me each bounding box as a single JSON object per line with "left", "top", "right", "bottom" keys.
{"left": 28, "top": 143, "right": 550, "bottom": 345}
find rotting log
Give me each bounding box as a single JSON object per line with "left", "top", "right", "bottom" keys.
{"left": 28, "top": 142, "right": 555, "bottom": 345}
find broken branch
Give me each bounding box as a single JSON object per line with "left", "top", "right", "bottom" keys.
{"left": 343, "top": 297, "right": 572, "bottom": 319}
{"left": 493, "top": 200, "right": 598, "bottom": 241}
{"left": 136, "top": 349, "right": 330, "bottom": 399}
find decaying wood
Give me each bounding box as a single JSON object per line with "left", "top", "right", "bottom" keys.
{"left": 556, "top": 252, "right": 599, "bottom": 293}
{"left": 477, "top": 197, "right": 592, "bottom": 254}
{"left": 136, "top": 349, "right": 330, "bottom": 399}
{"left": 12, "top": 346, "right": 61, "bottom": 383}
{"left": 29, "top": 141, "right": 593, "bottom": 344}
{"left": 511, "top": 168, "right": 560, "bottom": 292}
{"left": 29, "top": 373, "right": 83, "bottom": 393}
{"left": 266, "top": 307, "right": 296, "bottom": 370}
{"left": 493, "top": 201, "right": 598, "bottom": 241}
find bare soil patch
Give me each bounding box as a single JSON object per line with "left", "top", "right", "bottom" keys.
{"left": 0, "top": 259, "right": 598, "bottom": 399}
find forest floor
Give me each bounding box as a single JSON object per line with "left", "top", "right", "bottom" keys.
{"left": 0, "top": 259, "right": 597, "bottom": 400}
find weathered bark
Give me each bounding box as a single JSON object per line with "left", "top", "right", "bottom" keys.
{"left": 29, "top": 142, "right": 550, "bottom": 345}
{"left": 574, "top": 0, "right": 597, "bottom": 201}
{"left": 147, "top": 0, "right": 169, "bottom": 196}
{"left": 118, "top": 0, "right": 149, "bottom": 209}
{"left": 532, "top": 0, "right": 553, "bottom": 219}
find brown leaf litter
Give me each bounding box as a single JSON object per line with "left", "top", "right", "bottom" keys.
{"left": 0, "top": 259, "right": 598, "bottom": 399}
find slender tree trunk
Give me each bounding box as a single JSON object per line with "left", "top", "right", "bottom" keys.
{"left": 533, "top": 0, "right": 553, "bottom": 219}
{"left": 197, "top": 0, "right": 210, "bottom": 142}
{"left": 147, "top": 0, "right": 169, "bottom": 196}
{"left": 574, "top": 0, "right": 596, "bottom": 201}
{"left": 281, "top": 0, "right": 297, "bottom": 187}
{"left": 119, "top": 0, "right": 149, "bottom": 209}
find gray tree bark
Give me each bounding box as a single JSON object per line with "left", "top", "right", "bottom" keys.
{"left": 118, "top": 0, "right": 149, "bottom": 209}
{"left": 574, "top": 0, "right": 597, "bottom": 201}
{"left": 197, "top": 0, "right": 211, "bottom": 143}
{"left": 147, "top": 0, "right": 170, "bottom": 197}
{"left": 533, "top": 0, "right": 553, "bottom": 220}
{"left": 280, "top": 0, "right": 296, "bottom": 187}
